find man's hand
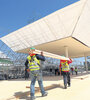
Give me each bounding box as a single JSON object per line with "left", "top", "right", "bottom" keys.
{"left": 27, "top": 69, "right": 30, "bottom": 72}
{"left": 41, "top": 51, "right": 43, "bottom": 56}
{"left": 69, "top": 58, "right": 73, "bottom": 61}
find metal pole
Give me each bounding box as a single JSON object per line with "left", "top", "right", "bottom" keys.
{"left": 85, "top": 56, "right": 88, "bottom": 73}
{"left": 80, "top": 61, "right": 82, "bottom": 74}
{"left": 64, "top": 46, "right": 68, "bottom": 57}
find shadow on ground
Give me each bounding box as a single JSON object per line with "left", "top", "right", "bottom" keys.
{"left": 14, "top": 84, "right": 63, "bottom": 100}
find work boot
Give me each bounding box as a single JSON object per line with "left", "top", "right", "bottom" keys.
{"left": 68, "top": 84, "right": 71, "bottom": 87}
{"left": 42, "top": 92, "right": 48, "bottom": 97}
{"left": 30, "top": 96, "right": 36, "bottom": 100}
{"left": 64, "top": 85, "right": 67, "bottom": 89}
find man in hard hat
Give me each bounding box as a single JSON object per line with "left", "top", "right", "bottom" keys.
{"left": 25, "top": 47, "right": 48, "bottom": 100}
{"left": 59, "top": 58, "right": 72, "bottom": 89}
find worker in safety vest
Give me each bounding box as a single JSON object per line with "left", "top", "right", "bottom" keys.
{"left": 75, "top": 67, "right": 78, "bottom": 75}
{"left": 25, "top": 47, "right": 48, "bottom": 100}
{"left": 59, "top": 58, "right": 72, "bottom": 89}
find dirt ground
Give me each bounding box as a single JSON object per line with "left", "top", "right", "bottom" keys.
{"left": 0, "top": 74, "right": 90, "bottom": 100}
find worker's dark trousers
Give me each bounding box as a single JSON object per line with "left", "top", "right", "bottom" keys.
{"left": 62, "top": 71, "right": 70, "bottom": 86}
{"left": 75, "top": 71, "right": 77, "bottom": 75}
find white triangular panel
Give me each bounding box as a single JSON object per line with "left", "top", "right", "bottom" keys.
{"left": 58, "top": 0, "right": 85, "bottom": 37}
{"left": 73, "top": 0, "right": 90, "bottom": 47}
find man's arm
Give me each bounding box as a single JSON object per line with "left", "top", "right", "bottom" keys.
{"left": 25, "top": 59, "right": 30, "bottom": 72}
{"left": 25, "top": 59, "right": 29, "bottom": 69}
{"left": 68, "top": 58, "right": 72, "bottom": 64}
{"left": 59, "top": 67, "right": 62, "bottom": 76}
{"left": 59, "top": 60, "right": 62, "bottom": 75}
{"left": 36, "top": 54, "right": 45, "bottom": 61}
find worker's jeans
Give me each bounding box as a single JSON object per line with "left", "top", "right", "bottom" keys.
{"left": 62, "top": 71, "right": 70, "bottom": 86}
{"left": 30, "top": 70, "right": 45, "bottom": 97}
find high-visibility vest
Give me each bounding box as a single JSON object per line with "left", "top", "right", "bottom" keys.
{"left": 61, "top": 61, "right": 70, "bottom": 71}
{"left": 27, "top": 55, "right": 40, "bottom": 71}
{"left": 75, "top": 68, "right": 78, "bottom": 71}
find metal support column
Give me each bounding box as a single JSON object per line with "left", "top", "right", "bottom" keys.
{"left": 85, "top": 56, "right": 88, "bottom": 73}
{"left": 64, "top": 46, "right": 69, "bottom": 57}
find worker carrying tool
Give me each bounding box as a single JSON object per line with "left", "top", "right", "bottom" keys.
{"left": 25, "top": 47, "right": 48, "bottom": 100}
{"left": 59, "top": 58, "right": 72, "bottom": 89}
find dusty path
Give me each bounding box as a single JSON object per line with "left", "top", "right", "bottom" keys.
{"left": 0, "top": 74, "right": 90, "bottom": 100}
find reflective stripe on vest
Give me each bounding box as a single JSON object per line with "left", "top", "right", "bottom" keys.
{"left": 61, "top": 61, "right": 70, "bottom": 71}
{"left": 27, "top": 55, "right": 40, "bottom": 71}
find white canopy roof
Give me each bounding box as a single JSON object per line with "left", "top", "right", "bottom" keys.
{"left": 1, "top": 0, "right": 90, "bottom": 58}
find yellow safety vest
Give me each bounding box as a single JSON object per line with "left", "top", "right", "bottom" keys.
{"left": 61, "top": 61, "right": 70, "bottom": 71}
{"left": 27, "top": 55, "right": 40, "bottom": 71}
{"left": 75, "top": 68, "right": 78, "bottom": 71}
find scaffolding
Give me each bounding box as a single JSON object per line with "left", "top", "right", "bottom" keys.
{"left": 0, "top": 40, "right": 61, "bottom": 78}
{"left": 0, "top": 39, "right": 87, "bottom": 79}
